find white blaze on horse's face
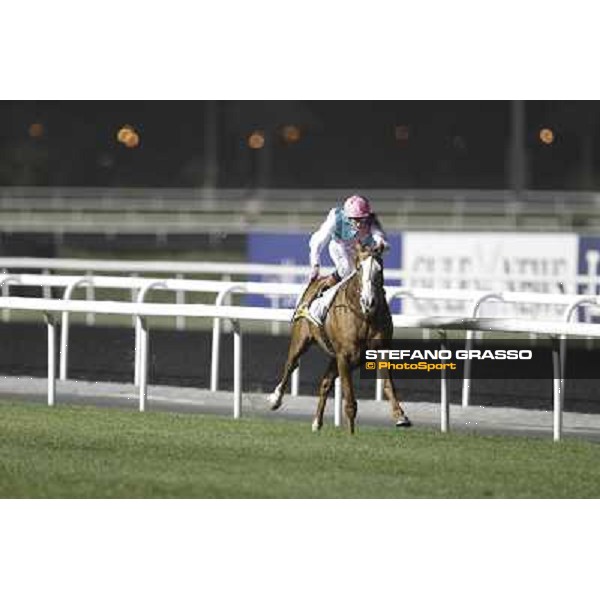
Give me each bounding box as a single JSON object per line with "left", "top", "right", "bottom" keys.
{"left": 359, "top": 255, "right": 381, "bottom": 315}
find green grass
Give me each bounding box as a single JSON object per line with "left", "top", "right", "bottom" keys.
{"left": 1, "top": 400, "right": 600, "bottom": 498}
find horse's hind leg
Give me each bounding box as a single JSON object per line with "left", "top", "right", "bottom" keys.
{"left": 381, "top": 367, "right": 412, "bottom": 427}
{"left": 268, "top": 320, "right": 313, "bottom": 410}
{"left": 312, "top": 358, "right": 338, "bottom": 432}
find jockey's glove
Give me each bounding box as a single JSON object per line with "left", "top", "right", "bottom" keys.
{"left": 375, "top": 240, "right": 390, "bottom": 254}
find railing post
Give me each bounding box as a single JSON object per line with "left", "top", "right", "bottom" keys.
{"left": 210, "top": 317, "right": 221, "bottom": 392}
{"left": 461, "top": 330, "right": 474, "bottom": 406}
{"left": 560, "top": 334, "right": 567, "bottom": 404}
{"left": 210, "top": 284, "right": 246, "bottom": 392}
{"left": 130, "top": 273, "right": 139, "bottom": 328}
{"left": 462, "top": 292, "right": 503, "bottom": 407}
{"left": 440, "top": 331, "right": 449, "bottom": 433}
{"left": 42, "top": 268, "right": 51, "bottom": 299}
{"left": 138, "top": 316, "right": 149, "bottom": 412}
{"left": 291, "top": 363, "right": 300, "bottom": 396}
{"left": 1, "top": 275, "right": 21, "bottom": 323}
{"left": 552, "top": 337, "right": 563, "bottom": 442}
{"left": 134, "top": 281, "right": 167, "bottom": 386}
{"left": 375, "top": 377, "right": 383, "bottom": 402}
{"left": 380, "top": 287, "right": 413, "bottom": 403}
{"left": 270, "top": 295, "right": 281, "bottom": 335}
{"left": 222, "top": 274, "right": 233, "bottom": 334}
{"left": 60, "top": 277, "right": 92, "bottom": 380}
{"left": 175, "top": 273, "right": 185, "bottom": 330}
{"left": 232, "top": 319, "right": 242, "bottom": 419}
{"left": 85, "top": 270, "right": 95, "bottom": 326}
{"left": 334, "top": 377, "right": 342, "bottom": 427}
{"left": 46, "top": 312, "right": 57, "bottom": 407}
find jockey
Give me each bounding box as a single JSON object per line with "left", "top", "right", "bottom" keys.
{"left": 295, "top": 194, "right": 389, "bottom": 326}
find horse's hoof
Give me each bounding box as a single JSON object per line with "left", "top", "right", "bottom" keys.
{"left": 268, "top": 393, "right": 282, "bottom": 411}
{"left": 396, "top": 416, "right": 412, "bottom": 428}
{"left": 311, "top": 419, "right": 322, "bottom": 432}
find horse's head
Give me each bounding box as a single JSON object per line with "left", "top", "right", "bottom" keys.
{"left": 354, "top": 243, "right": 384, "bottom": 316}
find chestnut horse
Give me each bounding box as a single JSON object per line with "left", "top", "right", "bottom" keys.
{"left": 268, "top": 244, "right": 412, "bottom": 434}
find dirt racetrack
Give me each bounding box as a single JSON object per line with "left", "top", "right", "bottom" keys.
{"left": 1, "top": 322, "right": 599, "bottom": 416}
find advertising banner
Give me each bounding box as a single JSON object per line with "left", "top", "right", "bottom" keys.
{"left": 246, "top": 233, "right": 310, "bottom": 308}
{"left": 578, "top": 236, "right": 600, "bottom": 322}
{"left": 402, "top": 232, "right": 578, "bottom": 318}
{"left": 578, "top": 236, "right": 600, "bottom": 294}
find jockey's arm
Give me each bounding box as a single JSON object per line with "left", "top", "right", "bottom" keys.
{"left": 369, "top": 217, "right": 390, "bottom": 252}
{"left": 309, "top": 208, "right": 336, "bottom": 269}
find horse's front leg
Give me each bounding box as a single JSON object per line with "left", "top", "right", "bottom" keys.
{"left": 312, "top": 358, "right": 338, "bottom": 432}
{"left": 269, "top": 320, "right": 312, "bottom": 410}
{"left": 337, "top": 355, "right": 357, "bottom": 434}
{"left": 380, "top": 366, "right": 412, "bottom": 427}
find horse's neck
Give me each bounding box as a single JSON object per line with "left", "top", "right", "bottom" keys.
{"left": 345, "top": 271, "right": 361, "bottom": 300}
{"left": 339, "top": 272, "right": 364, "bottom": 314}
{"left": 347, "top": 266, "right": 386, "bottom": 312}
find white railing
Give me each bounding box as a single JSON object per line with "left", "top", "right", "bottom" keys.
{"left": 0, "top": 296, "right": 291, "bottom": 418}
{"left": 1, "top": 283, "right": 600, "bottom": 440}
{"left": 0, "top": 273, "right": 304, "bottom": 383}
{"left": 2, "top": 273, "right": 597, "bottom": 398}
{"left": 4, "top": 256, "right": 600, "bottom": 340}
{"left": 0, "top": 257, "right": 318, "bottom": 277}
{"left": 3, "top": 256, "right": 600, "bottom": 294}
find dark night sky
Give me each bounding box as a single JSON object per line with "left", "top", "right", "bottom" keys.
{"left": 1, "top": 100, "right": 599, "bottom": 190}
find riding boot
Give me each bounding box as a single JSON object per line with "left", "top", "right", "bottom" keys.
{"left": 294, "top": 273, "right": 340, "bottom": 323}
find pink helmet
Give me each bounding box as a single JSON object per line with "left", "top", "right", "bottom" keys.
{"left": 343, "top": 195, "right": 372, "bottom": 218}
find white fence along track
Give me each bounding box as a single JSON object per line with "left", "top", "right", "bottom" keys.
{"left": 1, "top": 275, "right": 600, "bottom": 440}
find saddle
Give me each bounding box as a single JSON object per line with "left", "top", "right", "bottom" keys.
{"left": 293, "top": 274, "right": 339, "bottom": 322}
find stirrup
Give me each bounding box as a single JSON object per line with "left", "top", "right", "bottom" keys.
{"left": 294, "top": 304, "right": 322, "bottom": 327}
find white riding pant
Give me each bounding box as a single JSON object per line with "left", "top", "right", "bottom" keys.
{"left": 308, "top": 273, "right": 354, "bottom": 323}
{"left": 295, "top": 239, "right": 354, "bottom": 311}
{"left": 328, "top": 239, "right": 355, "bottom": 278}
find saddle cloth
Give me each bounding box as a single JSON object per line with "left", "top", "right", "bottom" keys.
{"left": 308, "top": 273, "right": 353, "bottom": 323}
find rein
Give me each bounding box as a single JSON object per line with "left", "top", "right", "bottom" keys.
{"left": 333, "top": 275, "right": 364, "bottom": 318}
